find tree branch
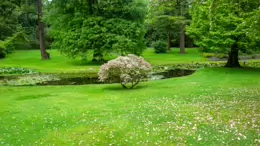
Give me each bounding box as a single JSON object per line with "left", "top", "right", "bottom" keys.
{"left": 131, "top": 80, "right": 140, "bottom": 89}
{"left": 121, "top": 83, "right": 127, "bottom": 89}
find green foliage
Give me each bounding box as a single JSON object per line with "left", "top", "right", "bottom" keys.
{"left": 0, "top": 0, "right": 20, "bottom": 40}
{"left": 187, "top": 0, "right": 260, "bottom": 54}
{"left": 145, "top": 25, "right": 167, "bottom": 47}
{"left": 152, "top": 40, "right": 167, "bottom": 53}
{"left": 4, "top": 31, "right": 28, "bottom": 53}
{"left": 203, "top": 53, "right": 228, "bottom": 59}
{"left": 0, "top": 0, "right": 34, "bottom": 55}
{"left": 244, "top": 9, "right": 260, "bottom": 42}
{"left": 0, "top": 0, "right": 37, "bottom": 40}
{"left": 0, "top": 67, "right": 38, "bottom": 75}
{"left": 0, "top": 43, "right": 7, "bottom": 58}
{"left": 0, "top": 0, "right": 43, "bottom": 53}
{"left": 46, "top": 0, "right": 147, "bottom": 62}
{"left": 216, "top": 54, "right": 228, "bottom": 59}
{"left": 0, "top": 31, "right": 28, "bottom": 57}
{"left": 203, "top": 53, "right": 215, "bottom": 58}
{"left": 145, "top": 0, "right": 191, "bottom": 48}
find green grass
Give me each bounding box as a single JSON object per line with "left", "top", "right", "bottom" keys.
{"left": 0, "top": 50, "right": 103, "bottom": 73}
{"left": 143, "top": 48, "right": 207, "bottom": 65}
{"left": 0, "top": 68, "right": 260, "bottom": 145}
{"left": 0, "top": 48, "right": 206, "bottom": 72}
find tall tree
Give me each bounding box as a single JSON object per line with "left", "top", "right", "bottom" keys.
{"left": 187, "top": 0, "right": 260, "bottom": 67}
{"left": 46, "top": 0, "right": 147, "bottom": 62}
{"left": 0, "top": 0, "right": 30, "bottom": 54}
{"left": 179, "top": 0, "right": 186, "bottom": 54}
{"left": 19, "top": 0, "right": 39, "bottom": 47}
{"left": 37, "top": 0, "right": 49, "bottom": 60}
{"left": 1, "top": 0, "right": 47, "bottom": 53}
{"left": 0, "top": 0, "right": 20, "bottom": 40}
{"left": 146, "top": 0, "right": 190, "bottom": 52}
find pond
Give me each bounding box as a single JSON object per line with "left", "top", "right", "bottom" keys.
{"left": 0, "top": 69, "right": 196, "bottom": 86}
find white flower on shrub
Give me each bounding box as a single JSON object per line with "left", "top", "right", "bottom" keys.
{"left": 98, "top": 54, "right": 152, "bottom": 89}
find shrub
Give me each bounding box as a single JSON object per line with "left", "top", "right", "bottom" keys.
{"left": 251, "top": 54, "right": 260, "bottom": 59}
{"left": 0, "top": 43, "right": 7, "bottom": 59}
{"left": 98, "top": 54, "right": 152, "bottom": 89}
{"left": 4, "top": 40, "right": 16, "bottom": 54}
{"left": 203, "top": 53, "right": 215, "bottom": 58}
{"left": 216, "top": 53, "right": 228, "bottom": 59}
{"left": 152, "top": 40, "right": 167, "bottom": 53}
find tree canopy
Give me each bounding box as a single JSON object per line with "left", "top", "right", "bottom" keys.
{"left": 145, "top": 0, "right": 191, "bottom": 52}
{"left": 1, "top": 0, "right": 260, "bottom": 67}
{"left": 187, "top": 0, "right": 260, "bottom": 67}
{"left": 46, "top": 0, "right": 147, "bottom": 62}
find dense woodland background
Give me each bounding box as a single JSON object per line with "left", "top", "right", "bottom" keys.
{"left": 1, "top": 0, "right": 260, "bottom": 67}
{"left": 1, "top": 1, "right": 260, "bottom": 145}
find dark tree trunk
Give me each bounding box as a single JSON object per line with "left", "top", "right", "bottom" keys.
{"left": 121, "top": 83, "right": 127, "bottom": 89}
{"left": 179, "top": 1, "right": 186, "bottom": 54}
{"left": 167, "top": 31, "right": 171, "bottom": 50}
{"left": 88, "top": 0, "right": 96, "bottom": 14}
{"left": 180, "top": 25, "right": 186, "bottom": 54}
{"left": 37, "top": 0, "right": 49, "bottom": 60}
{"left": 92, "top": 49, "right": 104, "bottom": 62}
{"left": 225, "top": 43, "right": 240, "bottom": 68}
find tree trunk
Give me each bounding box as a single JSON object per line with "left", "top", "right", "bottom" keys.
{"left": 225, "top": 43, "right": 240, "bottom": 68}
{"left": 88, "top": 0, "right": 97, "bottom": 15}
{"left": 180, "top": 25, "right": 186, "bottom": 54}
{"left": 37, "top": 0, "right": 49, "bottom": 60}
{"left": 179, "top": 1, "right": 186, "bottom": 54}
{"left": 121, "top": 83, "right": 127, "bottom": 89}
{"left": 167, "top": 31, "right": 171, "bottom": 50}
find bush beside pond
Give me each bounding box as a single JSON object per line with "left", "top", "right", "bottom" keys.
{"left": 99, "top": 54, "right": 152, "bottom": 89}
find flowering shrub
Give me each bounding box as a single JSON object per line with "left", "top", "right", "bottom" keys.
{"left": 99, "top": 54, "right": 152, "bottom": 89}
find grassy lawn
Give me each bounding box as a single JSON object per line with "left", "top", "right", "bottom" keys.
{"left": 0, "top": 48, "right": 206, "bottom": 72}
{"left": 0, "top": 68, "right": 259, "bottom": 145}
{"left": 143, "top": 48, "right": 207, "bottom": 65}
{"left": 0, "top": 50, "right": 102, "bottom": 73}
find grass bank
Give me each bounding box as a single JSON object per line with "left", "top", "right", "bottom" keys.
{"left": 0, "top": 48, "right": 206, "bottom": 73}
{"left": 0, "top": 68, "right": 259, "bottom": 145}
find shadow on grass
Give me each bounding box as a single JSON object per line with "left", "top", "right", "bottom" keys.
{"left": 16, "top": 94, "right": 52, "bottom": 101}
{"left": 240, "top": 67, "right": 260, "bottom": 72}
{"left": 223, "top": 67, "right": 260, "bottom": 73}
{"left": 199, "top": 67, "right": 260, "bottom": 76}
{"left": 69, "top": 60, "right": 107, "bottom": 66}
{"left": 103, "top": 84, "right": 149, "bottom": 91}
